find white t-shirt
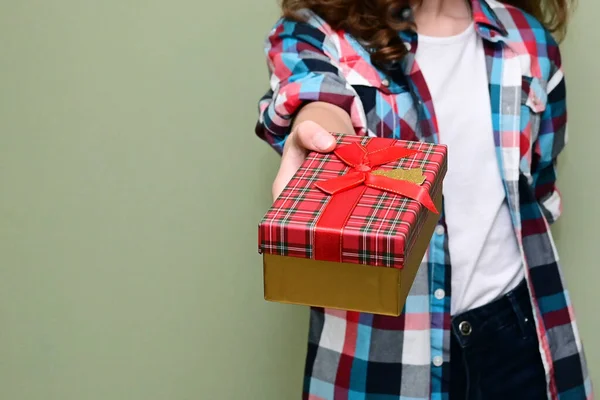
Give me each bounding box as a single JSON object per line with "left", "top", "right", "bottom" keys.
{"left": 416, "top": 24, "right": 524, "bottom": 315}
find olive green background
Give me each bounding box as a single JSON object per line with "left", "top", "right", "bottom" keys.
{"left": 0, "top": 1, "right": 596, "bottom": 399}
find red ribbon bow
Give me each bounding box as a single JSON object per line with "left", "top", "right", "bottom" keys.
{"left": 311, "top": 138, "right": 439, "bottom": 263}
{"left": 316, "top": 140, "right": 438, "bottom": 213}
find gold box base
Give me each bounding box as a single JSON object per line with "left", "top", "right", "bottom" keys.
{"left": 263, "top": 191, "right": 442, "bottom": 316}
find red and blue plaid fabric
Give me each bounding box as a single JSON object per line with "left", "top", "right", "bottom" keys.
{"left": 255, "top": 0, "right": 593, "bottom": 398}
{"left": 259, "top": 135, "right": 446, "bottom": 267}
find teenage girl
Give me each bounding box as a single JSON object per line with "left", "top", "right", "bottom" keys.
{"left": 255, "top": 0, "right": 591, "bottom": 398}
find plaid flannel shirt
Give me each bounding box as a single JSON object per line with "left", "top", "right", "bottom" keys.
{"left": 254, "top": 0, "right": 593, "bottom": 398}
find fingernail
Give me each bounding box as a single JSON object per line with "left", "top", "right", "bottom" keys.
{"left": 313, "top": 133, "right": 335, "bottom": 151}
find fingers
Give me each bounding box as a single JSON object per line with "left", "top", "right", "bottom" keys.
{"left": 272, "top": 159, "right": 300, "bottom": 200}
{"left": 272, "top": 121, "right": 336, "bottom": 200}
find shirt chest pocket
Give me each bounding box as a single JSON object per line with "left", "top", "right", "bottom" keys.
{"left": 521, "top": 76, "right": 548, "bottom": 145}
{"left": 340, "top": 56, "right": 417, "bottom": 139}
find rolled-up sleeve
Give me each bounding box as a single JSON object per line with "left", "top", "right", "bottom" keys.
{"left": 255, "top": 11, "right": 366, "bottom": 154}
{"left": 532, "top": 44, "right": 566, "bottom": 224}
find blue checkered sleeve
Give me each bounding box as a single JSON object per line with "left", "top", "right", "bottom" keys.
{"left": 254, "top": 12, "right": 364, "bottom": 154}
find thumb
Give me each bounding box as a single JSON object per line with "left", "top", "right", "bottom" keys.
{"left": 272, "top": 122, "right": 336, "bottom": 200}
{"left": 294, "top": 120, "right": 337, "bottom": 153}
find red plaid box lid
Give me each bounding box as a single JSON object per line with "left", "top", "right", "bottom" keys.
{"left": 259, "top": 135, "right": 447, "bottom": 268}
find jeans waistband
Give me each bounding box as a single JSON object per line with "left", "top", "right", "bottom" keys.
{"left": 451, "top": 279, "right": 533, "bottom": 349}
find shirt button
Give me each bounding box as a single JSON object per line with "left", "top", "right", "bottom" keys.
{"left": 434, "top": 225, "right": 445, "bottom": 235}
{"left": 381, "top": 78, "right": 390, "bottom": 87}
{"left": 432, "top": 356, "right": 443, "bottom": 367}
{"left": 434, "top": 288, "right": 445, "bottom": 300}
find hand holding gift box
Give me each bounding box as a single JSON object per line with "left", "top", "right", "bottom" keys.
{"left": 259, "top": 134, "right": 447, "bottom": 316}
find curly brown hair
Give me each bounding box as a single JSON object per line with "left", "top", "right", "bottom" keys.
{"left": 282, "top": 0, "right": 574, "bottom": 67}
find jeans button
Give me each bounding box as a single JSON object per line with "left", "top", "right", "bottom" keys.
{"left": 459, "top": 321, "right": 472, "bottom": 336}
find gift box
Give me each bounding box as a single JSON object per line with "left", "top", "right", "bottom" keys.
{"left": 258, "top": 134, "right": 447, "bottom": 316}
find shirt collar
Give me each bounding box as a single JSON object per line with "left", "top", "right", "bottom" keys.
{"left": 471, "top": 0, "right": 508, "bottom": 39}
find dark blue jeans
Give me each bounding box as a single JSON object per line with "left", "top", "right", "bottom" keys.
{"left": 450, "top": 280, "right": 547, "bottom": 399}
